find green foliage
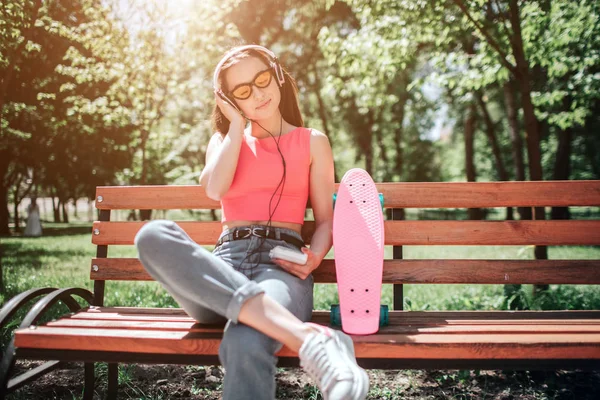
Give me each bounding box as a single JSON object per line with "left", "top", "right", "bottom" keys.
{"left": 1, "top": 0, "right": 136, "bottom": 206}
{"left": 2, "top": 0, "right": 600, "bottom": 235}
{"left": 524, "top": 1, "right": 600, "bottom": 130}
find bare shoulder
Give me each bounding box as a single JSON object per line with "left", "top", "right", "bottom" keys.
{"left": 210, "top": 132, "right": 225, "bottom": 144}
{"left": 308, "top": 128, "right": 332, "bottom": 163}
{"left": 308, "top": 128, "right": 331, "bottom": 148}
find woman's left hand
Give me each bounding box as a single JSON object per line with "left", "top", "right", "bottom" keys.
{"left": 272, "top": 247, "right": 320, "bottom": 280}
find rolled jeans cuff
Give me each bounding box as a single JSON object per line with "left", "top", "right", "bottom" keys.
{"left": 225, "top": 280, "right": 265, "bottom": 324}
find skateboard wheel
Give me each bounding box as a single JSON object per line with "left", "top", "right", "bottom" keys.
{"left": 379, "top": 304, "right": 389, "bottom": 326}
{"left": 330, "top": 304, "right": 341, "bottom": 326}
{"left": 379, "top": 193, "right": 384, "bottom": 210}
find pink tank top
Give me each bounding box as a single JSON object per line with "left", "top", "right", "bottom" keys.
{"left": 220, "top": 127, "right": 311, "bottom": 224}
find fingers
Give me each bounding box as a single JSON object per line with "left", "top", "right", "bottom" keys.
{"left": 214, "top": 91, "right": 245, "bottom": 124}
{"left": 272, "top": 259, "right": 310, "bottom": 280}
{"left": 271, "top": 247, "right": 315, "bottom": 280}
{"left": 214, "top": 91, "right": 230, "bottom": 109}
{"left": 213, "top": 90, "right": 231, "bottom": 110}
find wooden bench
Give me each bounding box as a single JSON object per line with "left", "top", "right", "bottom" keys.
{"left": 2, "top": 180, "right": 600, "bottom": 399}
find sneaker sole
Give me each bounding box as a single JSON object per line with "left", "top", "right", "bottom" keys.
{"left": 336, "top": 332, "right": 369, "bottom": 399}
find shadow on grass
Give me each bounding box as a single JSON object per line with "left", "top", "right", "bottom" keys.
{"left": 11, "top": 223, "right": 92, "bottom": 237}
{"left": 2, "top": 242, "right": 92, "bottom": 262}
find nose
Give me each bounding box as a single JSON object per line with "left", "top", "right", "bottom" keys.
{"left": 252, "top": 86, "right": 266, "bottom": 100}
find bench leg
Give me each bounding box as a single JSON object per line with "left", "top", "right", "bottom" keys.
{"left": 83, "top": 363, "right": 95, "bottom": 400}
{"left": 106, "top": 363, "right": 118, "bottom": 400}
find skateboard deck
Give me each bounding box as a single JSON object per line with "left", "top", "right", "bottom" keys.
{"left": 333, "top": 168, "right": 385, "bottom": 335}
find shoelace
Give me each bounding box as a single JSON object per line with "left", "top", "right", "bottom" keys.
{"left": 301, "top": 334, "right": 354, "bottom": 394}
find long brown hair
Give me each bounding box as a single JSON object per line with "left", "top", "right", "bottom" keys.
{"left": 211, "top": 47, "right": 304, "bottom": 136}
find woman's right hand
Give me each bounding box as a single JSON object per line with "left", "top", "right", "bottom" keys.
{"left": 215, "top": 91, "right": 246, "bottom": 128}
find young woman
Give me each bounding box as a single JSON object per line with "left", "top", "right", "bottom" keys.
{"left": 134, "top": 45, "right": 369, "bottom": 400}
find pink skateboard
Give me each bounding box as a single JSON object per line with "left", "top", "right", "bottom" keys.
{"left": 332, "top": 168, "right": 386, "bottom": 335}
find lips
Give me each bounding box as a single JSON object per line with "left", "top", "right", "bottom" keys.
{"left": 256, "top": 99, "right": 271, "bottom": 109}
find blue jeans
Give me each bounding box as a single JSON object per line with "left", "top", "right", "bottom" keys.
{"left": 135, "top": 220, "right": 314, "bottom": 400}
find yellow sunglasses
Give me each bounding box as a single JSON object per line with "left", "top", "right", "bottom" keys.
{"left": 228, "top": 69, "right": 273, "bottom": 100}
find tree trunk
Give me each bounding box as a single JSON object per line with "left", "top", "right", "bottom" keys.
{"left": 13, "top": 194, "right": 20, "bottom": 233}
{"left": 364, "top": 111, "right": 375, "bottom": 175}
{"left": 376, "top": 129, "right": 388, "bottom": 168}
{"left": 139, "top": 209, "right": 152, "bottom": 221}
{"left": 0, "top": 243, "right": 3, "bottom": 293}
{"left": 62, "top": 201, "right": 69, "bottom": 224}
{"left": 52, "top": 195, "right": 61, "bottom": 223}
{"left": 0, "top": 243, "right": 6, "bottom": 294}
{"left": 312, "top": 68, "right": 339, "bottom": 182}
{"left": 138, "top": 133, "right": 152, "bottom": 221}
{"left": 12, "top": 174, "right": 34, "bottom": 233}
{"left": 141, "top": 134, "right": 148, "bottom": 185}
{"left": 502, "top": 80, "right": 529, "bottom": 306}
{"left": 0, "top": 181, "right": 8, "bottom": 236}
{"left": 312, "top": 66, "right": 332, "bottom": 140}
{"left": 508, "top": 0, "right": 548, "bottom": 293}
{"left": 584, "top": 130, "right": 600, "bottom": 179}
{"left": 392, "top": 92, "right": 409, "bottom": 179}
{"left": 476, "top": 91, "right": 512, "bottom": 220}
{"left": 510, "top": 7, "right": 543, "bottom": 183}
{"left": 464, "top": 101, "right": 483, "bottom": 220}
{"left": 389, "top": 68, "right": 411, "bottom": 179}
{"left": 503, "top": 80, "right": 531, "bottom": 220}
{"left": 551, "top": 127, "right": 572, "bottom": 220}
{"left": 73, "top": 199, "right": 79, "bottom": 218}
{"left": 0, "top": 151, "right": 10, "bottom": 235}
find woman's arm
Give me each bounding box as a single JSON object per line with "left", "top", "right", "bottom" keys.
{"left": 199, "top": 120, "right": 245, "bottom": 201}
{"left": 307, "top": 129, "right": 335, "bottom": 265}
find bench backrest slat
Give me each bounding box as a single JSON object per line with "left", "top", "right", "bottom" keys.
{"left": 91, "top": 180, "right": 600, "bottom": 297}
{"left": 90, "top": 258, "right": 600, "bottom": 285}
{"left": 95, "top": 181, "right": 600, "bottom": 210}
{"left": 92, "top": 220, "right": 600, "bottom": 246}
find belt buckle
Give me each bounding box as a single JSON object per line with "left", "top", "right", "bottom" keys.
{"left": 235, "top": 227, "right": 252, "bottom": 240}
{"left": 252, "top": 226, "right": 269, "bottom": 237}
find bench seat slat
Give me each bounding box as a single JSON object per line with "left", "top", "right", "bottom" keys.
{"left": 91, "top": 258, "right": 600, "bottom": 284}
{"left": 45, "top": 317, "right": 600, "bottom": 333}
{"left": 56, "top": 307, "right": 600, "bottom": 323}
{"left": 94, "top": 181, "right": 600, "bottom": 210}
{"left": 15, "top": 326, "right": 600, "bottom": 360}
{"left": 69, "top": 307, "right": 600, "bottom": 320}
{"left": 92, "top": 220, "right": 600, "bottom": 246}
{"left": 14, "top": 308, "right": 600, "bottom": 360}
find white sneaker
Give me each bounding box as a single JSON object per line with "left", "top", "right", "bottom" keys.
{"left": 298, "top": 323, "right": 369, "bottom": 400}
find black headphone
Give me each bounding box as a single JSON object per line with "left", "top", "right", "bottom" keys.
{"left": 213, "top": 45, "right": 286, "bottom": 117}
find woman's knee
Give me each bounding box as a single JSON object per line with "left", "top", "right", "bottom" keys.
{"left": 134, "top": 220, "right": 175, "bottom": 253}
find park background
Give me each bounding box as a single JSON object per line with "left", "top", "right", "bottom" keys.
{"left": 2, "top": 0, "right": 600, "bottom": 398}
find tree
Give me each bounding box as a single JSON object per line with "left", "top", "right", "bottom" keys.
{"left": 1, "top": 0, "right": 135, "bottom": 232}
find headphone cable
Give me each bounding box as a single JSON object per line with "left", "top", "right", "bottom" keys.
{"left": 234, "top": 115, "right": 287, "bottom": 278}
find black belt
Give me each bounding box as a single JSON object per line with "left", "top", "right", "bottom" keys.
{"left": 216, "top": 226, "right": 305, "bottom": 249}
